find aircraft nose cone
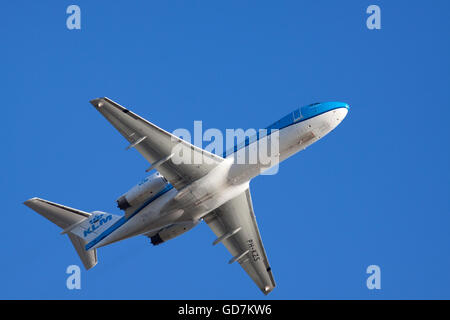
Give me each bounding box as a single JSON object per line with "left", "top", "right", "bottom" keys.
{"left": 337, "top": 105, "right": 349, "bottom": 122}
{"left": 328, "top": 102, "right": 349, "bottom": 125}
{"left": 341, "top": 102, "right": 350, "bottom": 114}
{"left": 326, "top": 102, "right": 349, "bottom": 121}
{"left": 339, "top": 102, "right": 349, "bottom": 114}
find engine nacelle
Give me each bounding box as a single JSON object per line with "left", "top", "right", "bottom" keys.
{"left": 150, "top": 220, "right": 200, "bottom": 245}
{"left": 116, "top": 172, "right": 168, "bottom": 211}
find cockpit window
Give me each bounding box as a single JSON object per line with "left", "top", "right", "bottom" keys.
{"left": 293, "top": 109, "right": 301, "bottom": 121}
{"left": 308, "top": 102, "right": 320, "bottom": 106}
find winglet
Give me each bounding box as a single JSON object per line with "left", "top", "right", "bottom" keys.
{"left": 90, "top": 98, "right": 105, "bottom": 108}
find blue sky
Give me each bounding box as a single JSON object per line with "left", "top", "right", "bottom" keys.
{"left": 2, "top": 1, "right": 449, "bottom": 299}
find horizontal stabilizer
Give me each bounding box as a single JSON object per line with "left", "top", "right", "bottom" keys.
{"left": 23, "top": 197, "right": 100, "bottom": 270}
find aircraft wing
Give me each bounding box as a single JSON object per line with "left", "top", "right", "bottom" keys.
{"left": 90, "top": 97, "right": 224, "bottom": 190}
{"left": 204, "top": 189, "right": 275, "bottom": 294}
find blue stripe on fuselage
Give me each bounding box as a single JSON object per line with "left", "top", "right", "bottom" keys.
{"left": 85, "top": 184, "right": 174, "bottom": 250}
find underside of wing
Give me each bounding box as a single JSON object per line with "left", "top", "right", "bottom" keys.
{"left": 90, "top": 97, "right": 224, "bottom": 190}
{"left": 204, "top": 189, "right": 275, "bottom": 294}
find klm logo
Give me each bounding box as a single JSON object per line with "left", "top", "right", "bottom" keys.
{"left": 83, "top": 214, "right": 112, "bottom": 237}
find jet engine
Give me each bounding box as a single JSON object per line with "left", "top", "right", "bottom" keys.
{"left": 116, "top": 172, "right": 168, "bottom": 211}
{"left": 150, "top": 220, "right": 200, "bottom": 245}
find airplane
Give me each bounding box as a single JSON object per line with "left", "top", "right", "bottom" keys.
{"left": 24, "top": 98, "right": 349, "bottom": 294}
